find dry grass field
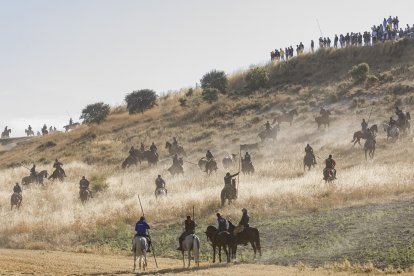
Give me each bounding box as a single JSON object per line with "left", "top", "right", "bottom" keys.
{"left": 1, "top": 39, "right": 414, "bottom": 274}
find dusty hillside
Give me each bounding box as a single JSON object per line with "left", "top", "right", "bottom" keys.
{"left": 1, "top": 38, "right": 414, "bottom": 271}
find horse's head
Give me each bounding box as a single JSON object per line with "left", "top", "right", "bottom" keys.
{"left": 371, "top": 124, "right": 378, "bottom": 133}
{"left": 205, "top": 225, "right": 218, "bottom": 240}
{"left": 165, "top": 141, "right": 170, "bottom": 149}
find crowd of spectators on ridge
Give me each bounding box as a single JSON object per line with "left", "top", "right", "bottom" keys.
{"left": 270, "top": 16, "right": 414, "bottom": 61}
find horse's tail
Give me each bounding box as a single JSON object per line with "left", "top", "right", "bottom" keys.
{"left": 193, "top": 235, "right": 200, "bottom": 265}
{"left": 255, "top": 229, "right": 262, "bottom": 257}
{"left": 351, "top": 133, "right": 356, "bottom": 143}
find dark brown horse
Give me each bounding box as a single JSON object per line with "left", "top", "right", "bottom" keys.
{"left": 228, "top": 221, "right": 262, "bottom": 259}
{"left": 241, "top": 158, "right": 254, "bottom": 175}
{"left": 205, "top": 226, "right": 232, "bottom": 263}
{"left": 22, "top": 170, "right": 48, "bottom": 185}
{"left": 221, "top": 181, "right": 237, "bottom": 207}
{"left": 198, "top": 158, "right": 217, "bottom": 175}
{"left": 1, "top": 129, "right": 11, "bottom": 139}
{"left": 139, "top": 150, "right": 159, "bottom": 167}
{"left": 11, "top": 193, "right": 22, "bottom": 210}
{"left": 258, "top": 124, "right": 280, "bottom": 142}
{"left": 272, "top": 109, "right": 298, "bottom": 126}
{"left": 165, "top": 141, "right": 186, "bottom": 157}
{"left": 351, "top": 125, "right": 378, "bottom": 146}
{"left": 364, "top": 137, "right": 376, "bottom": 160}
{"left": 79, "top": 189, "right": 91, "bottom": 204}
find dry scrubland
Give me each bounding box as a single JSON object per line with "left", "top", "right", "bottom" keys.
{"left": 1, "top": 39, "right": 414, "bottom": 271}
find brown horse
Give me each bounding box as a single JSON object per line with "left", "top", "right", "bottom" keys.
{"left": 79, "top": 189, "right": 91, "bottom": 204}
{"left": 222, "top": 154, "right": 237, "bottom": 170}
{"left": 1, "top": 129, "right": 11, "bottom": 139}
{"left": 272, "top": 109, "right": 298, "bottom": 126}
{"left": 139, "top": 150, "right": 159, "bottom": 167}
{"left": 241, "top": 158, "right": 254, "bottom": 175}
{"left": 198, "top": 158, "right": 217, "bottom": 175}
{"left": 364, "top": 137, "right": 376, "bottom": 160}
{"left": 205, "top": 226, "right": 232, "bottom": 263}
{"left": 258, "top": 124, "right": 280, "bottom": 142}
{"left": 228, "top": 221, "right": 262, "bottom": 259}
{"left": 221, "top": 181, "right": 237, "bottom": 207}
{"left": 165, "top": 141, "right": 186, "bottom": 157}
{"left": 11, "top": 193, "right": 22, "bottom": 210}
{"left": 351, "top": 125, "right": 378, "bottom": 146}
{"left": 22, "top": 170, "right": 48, "bottom": 185}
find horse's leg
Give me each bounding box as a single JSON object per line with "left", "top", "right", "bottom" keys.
{"left": 224, "top": 245, "right": 230, "bottom": 263}
{"left": 218, "top": 246, "right": 222, "bottom": 263}
{"left": 182, "top": 251, "right": 185, "bottom": 268}
{"left": 188, "top": 249, "right": 191, "bottom": 268}
{"left": 250, "top": 241, "right": 257, "bottom": 259}
{"left": 133, "top": 250, "right": 136, "bottom": 271}
{"left": 213, "top": 245, "right": 216, "bottom": 263}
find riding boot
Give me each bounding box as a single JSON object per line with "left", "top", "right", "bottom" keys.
{"left": 177, "top": 239, "right": 183, "bottom": 251}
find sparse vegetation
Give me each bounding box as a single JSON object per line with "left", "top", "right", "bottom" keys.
{"left": 125, "top": 89, "right": 157, "bottom": 114}
{"left": 349, "top": 63, "right": 370, "bottom": 83}
{"left": 245, "top": 67, "right": 269, "bottom": 92}
{"left": 80, "top": 102, "right": 110, "bottom": 124}
{"left": 201, "top": 87, "right": 219, "bottom": 103}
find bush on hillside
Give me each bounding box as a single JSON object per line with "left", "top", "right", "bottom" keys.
{"left": 80, "top": 102, "right": 110, "bottom": 125}
{"left": 125, "top": 89, "right": 157, "bottom": 114}
{"left": 245, "top": 67, "right": 269, "bottom": 91}
{"left": 349, "top": 63, "right": 370, "bottom": 83}
{"left": 366, "top": 75, "right": 379, "bottom": 87}
{"left": 178, "top": 97, "right": 187, "bottom": 107}
{"left": 201, "top": 88, "right": 219, "bottom": 103}
{"left": 90, "top": 175, "right": 108, "bottom": 193}
{"left": 186, "top": 88, "right": 194, "bottom": 97}
{"left": 200, "top": 70, "right": 227, "bottom": 93}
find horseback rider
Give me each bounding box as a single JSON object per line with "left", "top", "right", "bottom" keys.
{"left": 140, "top": 142, "right": 145, "bottom": 152}
{"left": 53, "top": 159, "right": 66, "bottom": 177}
{"left": 30, "top": 164, "right": 37, "bottom": 177}
{"left": 79, "top": 176, "right": 93, "bottom": 198}
{"left": 129, "top": 146, "right": 136, "bottom": 156}
{"left": 135, "top": 216, "right": 151, "bottom": 252}
{"left": 172, "top": 137, "right": 178, "bottom": 147}
{"left": 324, "top": 154, "right": 337, "bottom": 179}
{"left": 320, "top": 106, "right": 328, "bottom": 118}
{"left": 155, "top": 175, "right": 166, "bottom": 195}
{"left": 177, "top": 215, "right": 197, "bottom": 251}
{"left": 224, "top": 172, "right": 239, "bottom": 188}
{"left": 361, "top": 119, "right": 368, "bottom": 133}
{"left": 172, "top": 154, "right": 180, "bottom": 166}
{"left": 206, "top": 150, "right": 214, "bottom": 161}
{"left": 4, "top": 126, "right": 8, "bottom": 132}
{"left": 216, "top": 213, "right": 229, "bottom": 233}
{"left": 69, "top": 118, "right": 73, "bottom": 125}
{"left": 389, "top": 116, "right": 397, "bottom": 127}
{"left": 244, "top": 152, "right": 251, "bottom": 164}
{"left": 150, "top": 142, "right": 157, "bottom": 152}
{"left": 13, "top": 183, "right": 22, "bottom": 194}
{"left": 28, "top": 125, "right": 32, "bottom": 132}
{"left": 239, "top": 208, "right": 249, "bottom": 228}
{"left": 305, "top": 144, "right": 316, "bottom": 164}
{"left": 42, "top": 124, "right": 47, "bottom": 132}
{"left": 265, "top": 121, "right": 271, "bottom": 132}
{"left": 395, "top": 106, "right": 407, "bottom": 126}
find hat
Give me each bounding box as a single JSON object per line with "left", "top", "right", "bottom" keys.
{"left": 329, "top": 154, "right": 332, "bottom": 158}
{"left": 241, "top": 208, "right": 247, "bottom": 213}
{"left": 140, "top": 216, "right": 145, "bottom": 220}
{"left": 216, "top": 213, "right": 221, "bottom": 217}
{"left": 186, "top": 216, "right": 191, "bottom": 219}
{"left": 226, "top": 172, "right": 230, "bottom": 177}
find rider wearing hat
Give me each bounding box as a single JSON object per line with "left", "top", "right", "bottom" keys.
{"left": 177, "top": 215, "right": 197, "bottom": 251}
{"left": 239, "top": 208, "right": 250, "bottom": 228}
{"left": 216, "top": 213, "right": 229, "bottom": 233}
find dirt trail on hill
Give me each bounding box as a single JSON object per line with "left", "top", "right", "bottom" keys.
{"left": 0, "top": 249, "right": 380, "bottom": 275}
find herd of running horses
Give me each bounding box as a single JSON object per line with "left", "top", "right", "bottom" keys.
{"left": 6, "top": 106, "right": 412, "bottom": 270}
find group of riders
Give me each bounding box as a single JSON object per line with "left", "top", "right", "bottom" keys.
{"left": 133, "top": 207, "right": 250, "bottom": 253}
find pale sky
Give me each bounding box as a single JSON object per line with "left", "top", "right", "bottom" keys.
{"left": 0, "top": 0, "right": 413, "bottom": 135}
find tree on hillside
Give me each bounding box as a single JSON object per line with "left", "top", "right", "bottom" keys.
{"left": 80, "top": 102, "right": 110, "bottom": 125}
{"left": 200, "top": 70, "right": 227, "bottom": 93}
{"left": 245, "top": 67, "right": 269, "bottom": 91}
{"left": 349, "top": 63, "right": 370, "bottom": 83}
{"left": 125, "top": 89, "right": 157, "bottom": 114}
{"left": 201, "top": 88, "right": 219, "bottom": 103}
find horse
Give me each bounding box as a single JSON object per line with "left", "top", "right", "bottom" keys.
{"left": 1, "top": 129, "right": 11, "bottom": 139}
{"left": 323, "top": 168, "right": 335, "bottom": 184}
{"left": 396, "top": 114, "right": 411, "bottom": 135}
{"left": 79, "top": 189, "right": 91, "bottom": 204}
{"left": 165, "top": 141, "right": 187, "bottom": 157}
{"left": 383, "top": 123, "right": 399, "bottom": 140}
{"left": 258, "top": 124, "right": 280, "bottom": 142}
{"left": 132, "top": 236, "right": 148, "bottom": 271}
{"left": 240, "top": 143, "right": 260, "bottom": 152}
{"left": 198, "top": 158, "right": 217, "bottom": 175}
{"left": 22, "top": 170, "right": 48, "bottom": 185}
{"left": 303, "top": 152, "right": 316, "bottom": 171}
{"left": 315, "top": 116, "right": 330, "bottom": 130}
{"left": 168, "top": 158, "right": 184, "bottom": 176}
{"left": 272, "top": 109, "right": 298, "bottom": 126}
{"left": 122, "top": 154, "right": 140, "bottom": 169}
{"left": 351, "top": 125, "right": 378, "bottom": 146}
{"left": 48, "top": 169, "right": 65, "bottom": 181}
{"left": 42, "top": 129, "right": 49, "bottom": 135}
{"left": 11, "top": 193, "right": 22, "bottom": 210}
{"left": 241, "top": 158, "right": 254, "bottom": 175}
{"left": 25, "top": 129, "right": 35, "bottom": 137}
{"left": 222, "top": 154, "right": 237, "bottom": 170}
{"left": 228, "top": 221, "right": 262, "bottom": 259}
{"left": 63, "top": 122, "right": 80, "bottom": 132}
{"left": 155, "top": 187, "right": 167, "bottom": 198}
{"left": 140, "top": 150, "right": 159, "bottom": 167}
{"left": 364, "top": 138, "right": 376, "bottom": 160}
{"left": 221, "top": 181, "right": 237, "bottom": 207}
{"left": 180, "top": 234, "right": 200, "bottom": 268}
{"left": 205, "top": 226, "right": 232, "bottom": 263}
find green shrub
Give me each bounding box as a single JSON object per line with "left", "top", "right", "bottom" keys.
{"left": 178, "top": 97, "right": 187, "bottom": 107}
{"left": 185, "top": 88, "right": 194, "bottom": 97}
{"left": 80, "top": 102, "right": 110, "bottom": 125}
{"left": 125, "top": 89, "right": 157, "bottom": 114}
{"left": 245, "top": 67, "right": 269, "bottom": 91}
{"left": 200, "top": 70, "right": 227, "bottom": 93}
{"left": 349, "top": 63, "right": 370, "bottom": 83}
{"left": 201, "top": 88, "right": 219, "bottom": 103}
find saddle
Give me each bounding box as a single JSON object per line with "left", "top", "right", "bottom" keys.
{"left": 233, "top": 225, "right": 245, "bottom": 235}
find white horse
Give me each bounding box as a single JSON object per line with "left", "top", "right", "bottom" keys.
{"left": 132, "top": 236, "right": 148, "bottom": 271}
{"left": 383, "top": 123, "right": 399, "bottom": 140}
{"left": 181, "top": 234, "right": 200, "bottom": 268}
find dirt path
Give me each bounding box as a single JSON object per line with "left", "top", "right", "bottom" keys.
{"left": 0, "top": 249, "right": 382, "bottom": 275}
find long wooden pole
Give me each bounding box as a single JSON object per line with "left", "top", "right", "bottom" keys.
{"left": 237, "top": 148, "right": 241, "bottom": 194}
{"left": 137, "top": 194, "right": 158, "bottom": 268}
